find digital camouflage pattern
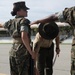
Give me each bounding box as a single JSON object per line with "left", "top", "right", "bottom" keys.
{"left": 10, "top": 43, "right": 30, "bottom": 75}
{"left": 4, "top": 17, "right": 31, "bottom": 75}
{"left": 71, "top": 44, "right": 75, "bottom": 75}
{"left": 63, "top": 6, "right": 75, "bottom": 75}
{"left": 71, "top": 36, "right": 75, "bottom": 75}
{"left": 63, "top": 6, "right": 75, "bottom": 27}
{"left": 4, "top": 18, "right": 31, "bottom": 38}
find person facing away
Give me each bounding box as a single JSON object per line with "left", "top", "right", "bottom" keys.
{"left": 0, "top": 1, "right": 35, "bottom": 75}
{"left": 33, "top": 22, "right": 60, "bottom": 75}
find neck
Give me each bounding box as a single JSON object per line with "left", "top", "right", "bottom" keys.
{"left": 15, "top": 15, "right": 24, "bottom": 18}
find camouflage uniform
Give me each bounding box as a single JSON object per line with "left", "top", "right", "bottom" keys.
{"left": 71, "top": 36, "right": 75, "bottom": 75}
{"left": 3, "top": 16, "right": 31, "bottom": 75}
{"left": 57, "top": 6, "right": 75, "bottom": 75}
{"left": 63, "top": 7, "right": 75, "bottom": 75}
{"left": 56, "top": 6, "right": 75, "bottom": 75}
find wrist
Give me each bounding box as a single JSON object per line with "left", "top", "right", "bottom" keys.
{"left": 29, "top": 50, "right": 33, "bottom": 55}
{"left": 56, "top": 47, "right": 59, "bottom": 49}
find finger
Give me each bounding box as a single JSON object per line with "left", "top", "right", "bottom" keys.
{"left": 58, "top": 54, "right": 59, "bottom": 57}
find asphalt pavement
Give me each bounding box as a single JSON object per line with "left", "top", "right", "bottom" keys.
{"left": 0, "top": 44, "right": 71, "bottom": 75}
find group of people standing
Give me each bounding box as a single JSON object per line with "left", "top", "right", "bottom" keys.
{"left": 0, "top": 1, "right": 75, "bottom": 75}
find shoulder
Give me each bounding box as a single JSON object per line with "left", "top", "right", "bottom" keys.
{"left": 3, "top": 19, "right": 13, "bottom": 28}
{"left": 35, "top": 33, "right": 40, "bottom": 38}
{"left": 4, "top": 19, "right": 13, "bottom": 24}
{"left": 33, "top": 33, "right": 41, "bottom": 43}
{"left": 20, "top": 18, "right": 30, "bottom": 25}
{"left": 55, "top": 11, "right": 65, "bottom": 22}
{"left": 55, "top": 12, "right": 63, "bottom": 18}
{"left": 35, "top": 33, "right": 42, "bottom": 41}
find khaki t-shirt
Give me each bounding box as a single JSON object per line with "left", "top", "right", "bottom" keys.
{"left": 33, "top": 33, "right": 53, "bottom": 52}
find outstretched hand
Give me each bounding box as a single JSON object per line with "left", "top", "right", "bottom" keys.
{"left": 31, "top": 51, "right": 36, "bottom": 59}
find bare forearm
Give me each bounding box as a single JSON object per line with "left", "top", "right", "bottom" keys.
{"left": 55, "top": 35, "right": 60, "bottom": 48}
{"left": 21, "top": 32, "right": 32, "bottom": 55}
{"left": 37, "top": 15, "right": 58, "bottom": 23}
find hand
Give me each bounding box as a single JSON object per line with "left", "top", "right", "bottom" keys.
{"left": 31, "top": 51, "right": 36, "bottom": 59}
{"left": 56, "top": 48, "right": 60, "bottom": 57}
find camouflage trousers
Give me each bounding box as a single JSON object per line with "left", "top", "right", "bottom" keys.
{"left": 71, "top": 45, "right": 75, "bottom": 75}
{"left": 9, "top": 43, "right": 30, "bottom": 75}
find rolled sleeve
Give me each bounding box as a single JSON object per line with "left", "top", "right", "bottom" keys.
{"left": 56, "top": 12, "right": 65, "bottom": 22}
{"left": 3, "top": 22, "right": 9, "bottom": 29}
{"left": 20, "top": 25, "right": 28, "bottom": 33}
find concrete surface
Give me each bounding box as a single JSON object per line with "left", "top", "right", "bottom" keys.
{"left": 0, "top": 44, "right": 71, "bottom": 75}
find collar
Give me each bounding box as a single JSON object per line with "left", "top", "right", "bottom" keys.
{"left": 15, "top": 16, "right": 24, "bottom": 18}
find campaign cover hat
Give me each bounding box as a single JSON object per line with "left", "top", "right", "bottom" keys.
{"left": 11, "top": 1, "right": 29, "bottom": 16}
{"left": 38, "top": 22, "right": 59, "bottom": 40}
{"left": 13, "top": 1, "right": 29, "bottom": 10}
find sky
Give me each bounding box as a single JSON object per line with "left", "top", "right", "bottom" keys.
{"left": 0, "top": 0, "right": 75, "bottom": 23}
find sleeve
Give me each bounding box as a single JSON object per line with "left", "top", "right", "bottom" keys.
{"left": 3, "top": 23, "right": 8, "bottom": 29}
{"left": 3, "top": 19, "right": 13, "bottom": 29}
{"left": 55, "top": 11, "right": 65, "bottom": 22}
{"left": 20, "top": 25, "right": 28, "bottom": 33}
{"left": 3, "top": 21, "right": 10, "bottom": 29}
{"left": 20, "top": 19, "right": 30, "bottom": 33}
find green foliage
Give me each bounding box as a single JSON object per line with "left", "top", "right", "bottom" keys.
{"left": 59, "top": 26, "right": 72, "bottom": 33}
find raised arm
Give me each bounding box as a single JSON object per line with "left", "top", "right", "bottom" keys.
{"left": 30, "top": 14, "right": 58, "bottom": 25}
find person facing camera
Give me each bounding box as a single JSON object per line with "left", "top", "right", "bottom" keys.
{"left": 33, "top": 22, "right": 60, "bottom": 75}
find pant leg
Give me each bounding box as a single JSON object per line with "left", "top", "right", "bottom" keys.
{"left": 9, "top": 56, "right": 19, "bottom": 75}
{"left": 71, "top": 45, "right": 75, "bottom": 75}
{"left": 9, "top": 55, "right": 30, "bottom": 75}
{"left": 46, "top": 43, "right": 54, "bottom": 75}
{"left": 28, "top": 55, "right": 34, "bottom": 75}
{"left": 10, "top": 43, "right": 31, "bottom": 75}
{"left": 37, "top": 48, "right": 46, "bottom": 75}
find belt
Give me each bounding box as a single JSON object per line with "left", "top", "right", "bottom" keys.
{"left": 40, "top": 47, "right": 51, "bottom": 49}
{"left": 40, "top": 42, "right": 53, "bottom": 49}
